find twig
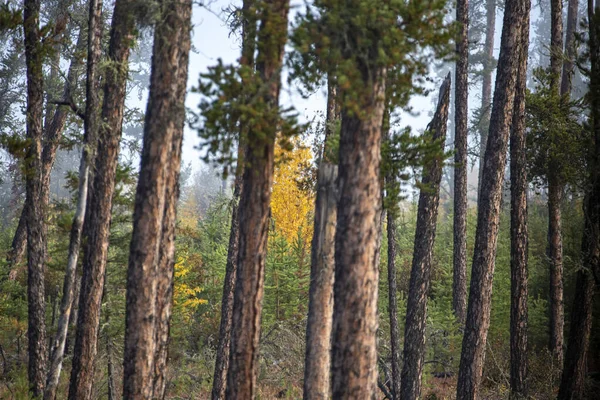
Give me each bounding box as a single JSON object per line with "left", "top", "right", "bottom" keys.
{"left": 378, "top": 379, "right": 393, "bottom": 399}
{"left": 49, "top": 97, "right": 85, "bottom": 120}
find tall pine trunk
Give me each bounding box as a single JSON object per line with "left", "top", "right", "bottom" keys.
{"left": 561, "top": 0, "right": 579, "bottom": 97}
{"left": 211, "top": 1, "right": 257, "bottom": 397}
{"left": 68, "top": 1, "right": 136, "bottom": 398}
{"left": 44, "top": 2, "right": 103, "bottom": 399}
{"left": 122, "top": 0, "right": 192, "bottom": 397}
{"left": 400, "top": 74, "right": 451, "bottom": 400}
{"left": 478, "top": 0, "right": 496, "bottom": 193}
{"left": 509, "top": 6, "right": 530, "bottom": 396}
{"left": 225, "top": 0, "right": 290, "bottom": 397}
{"left": 453, "top": 0, "right": 469, "bottom": 325}
{"left": 456, "top": 0, "right": 529, "bottom": 395}
{"left": 303, "top": 81, "right": 338, "bottom": 400}
{"left": 23, "top": 0, "right": 46, "bottom": 396}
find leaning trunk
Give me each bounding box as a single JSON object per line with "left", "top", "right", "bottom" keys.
{"left": 23, "top": 0, "right": 47, "bottom": 396}
{"left": 400, "top": 74, "right": 451, "bottom": 400}
{"left": 509, "top": 9, "right": 530, "bottom": 397}
{"left": 456, "top": 0, "right": 529, "bottom": 395}
{"left": 68, "top": 1, "right": 136, "bottom": 398}
{"left": 122, "top": 1, "right": 192, "bottom": 398}
{"left": 453, "top": 0, "right": 469, "bottom": 325}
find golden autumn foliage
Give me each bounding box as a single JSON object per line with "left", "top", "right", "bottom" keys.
{"left": 271, "top": 138, "right": 315, "bottom": 246}
{"left": 173, "top": 255, "right": 207, "bottom": 323}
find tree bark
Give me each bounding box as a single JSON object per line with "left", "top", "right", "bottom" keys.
{"left": 456, "top": 0, "right": 529, "bottom": 395}
{"left": 509, "top": 8, "right": 530, "bottom": 397}
{"left": 303, "top": 80, "right": 339, "bottom": 400}
{"left": 44, "top": 2, "right": 103, "bottom": 399}
{"left": 122, "top": 1, "right": 191, "bottom": 398}
{"left": 548, "top": 174, "right": 564, "bottom": 367}
{"left": 400, "top": 74, "right": 451, "bottom": 400}
{"left": 211, "top": 1, "right": 256, "bottom": 397}
{"left": 68, "top": 1, "right": 136, "bottom": 398}
{"left": 23, "top": 0, "right": 47, "bottom": 396}
{"left": 330, "top": 70, "right": 386, "bottom": 398}
{"left": 551, "top": 0, "right": 564, "bottom": 90}
{"left": 453, "top": 0, "right": 469, "bottom": 326}
{"left": 225, "top": 1, "right": 290, "bottom": 397}
{"left": 478, "top": 0, "right": 496, "bottom": 195}
{"left": 561, "top": 0, "right": 579, "bottom": 97}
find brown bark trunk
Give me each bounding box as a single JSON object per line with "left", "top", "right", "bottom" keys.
{"left": 303, "top": 162, "right": 337, "bottom": 400}
{"left": 453, "top": 0, "right": 469, "bottom": 326}
{"left": 211, "top": 2, "right": 256, "bottom": 397}
{"left": 23, "top": 0, "right": 47, "bottom": 396}
{"left": 226, "top": 2, "right": 290, "bottom": 397}
{"left": 44, "top": 2, "right": 103, "bottom": 399}
{"left": 387, "top": 208, "right": 401, "bottom": 400}
{"left": 7, "top": 211, "right": 26, "bottom": 268}
{"left": 478, "top": 0, "right": 496, "bottom": 194}
{"left": 551, "top": 0, "right": 564, "bottom": 90}
{"left": 456, "top": 0, "right": 529, "bottom": 395}
{"left": 68, "top": 1, "right": 136, "bottom": 398}
{"left": 122, "top": 1, "right": 192, "bottom": 398}
{"left": 330, "top": 69, "right": 386, "bottom": 398}
{"left": 558, "top": 6, "right": 600, "bottom": 396}
{"left": 400, "top": 74, "right": 451, "bottom": 400}
{"left": 65, "top": 275, "right": 80, "bottom": 356}
{"left": 561, "top": 0, "right": 579, "bottom": 97}
{"left": 509, "top": 8, "right": 530, "bottom": 397}
{"left": 548, "top": 175, "right": 564, "bottom": 367}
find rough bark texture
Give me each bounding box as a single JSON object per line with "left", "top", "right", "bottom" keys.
{"left": 330, "top": 68, "right": 386, "bottom": 398}
{"left": 561, "top": 0, "right": 579, "bottom": 97}
{"left": 478, "top": 0, "right": 496, "bottom": 194}
{"left": 456, "top": 0, "right": 528, "bottom": 395}
{"left": 68, "top": 1, "right": 136, "bottom": 398}
{"left": 548, "top": 174, "right": 564, "bottom": 366}
{"left": 211, "top": 1, "right": 256, "bottom": 397}
{"left": 558, "top": 4, "right": 600, "bottom": 396}
{"left": 550, "top": 0, "right": 564, "bottom": 89}
{"left": 23, "top": 1, "right": 46, "bottom": 396}
{"left": 400, "top": 74, "right": 451, "bottom": 400}
{"left": 44, "top": 3, "right": 103, "bottom": 399}
{"left": 509, "top": 9, "right": 530, "bottom": 397}
{"left": 225, "top": 0, "right": 290, "bottom": 397}
{"left": 453, "top": 0, "right": 469, "bottom": 326}
{"left": 303, "top": 163, "right": 337, "bottom": 400}
{"left": 7, "top": 212, "right": 26, "bottom": 268}
{"left": 387, "top": 208, "right": 401, "bottom": 400}
{"left": 303, "top": 80, "right": 339, "bottom": 400}
{"left": 122, "top": 1, "right": 191, "bottom": 398}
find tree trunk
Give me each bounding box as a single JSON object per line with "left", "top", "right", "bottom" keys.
{"left": 122, "top": 1, "right": 191, "bottom": 398}
{"left": 330, "top": 69, "right": 386, "bottom": 398}
{"left": 225, "top": 2, "right": 290, "bottom": 397}
{"left": 23, "top": 0, "right": 47, "bottom": 396}
{"left": 7, "top": 211, "right": 26, "bottom": 268}
{"left": 211, "top": 1, "right": 256, "bottom": 397}
{"left": 453, "top": 0, "right": 469, "bottom": 326}
{"left": 44, "top": 2, "right": 103, "bottom": 399}
{"left": 400, "top": 74, "right": 451, "bottom": 400}
{"left": 509, "top": 8, "right": 530, "bottom": 397}
{"left": 561, "top": 0, "right": 579, "bottom": 97}
{"left": 456, "top": 0, "right": 529, "bottom": 395}
{"left": 387, "top": 209, "right": 401, "bottom": 400}
{"left": 303, "top": 79, "right": 339, "bottom": 400}
{"left": 558, "top": 6, "right": 600, "bottom": 396}
{"left": 478, "top": 0, "right": 496, "bottom": 194}
{"left": 548, "top": 175, "right": 564, "bottom": 367}
{"left": 550, "top": 0, "right": 564, "bottom": 89}
{"left": 68, "top": 1, "right": 136, "bottom": 398}
{"left": 303, "top": 162, "right": 337, "bottom": 400}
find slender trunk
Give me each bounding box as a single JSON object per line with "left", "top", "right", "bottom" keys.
{"left": 68, "top": 1, "right": 136, "bottom": 398}
{"left": 225, "top": 0, "right": 290, "bottom": 397}
{"left": 456, "top": 0, "right": 529, "bottom": 395}
{"left": 551, "top": 0, "right": 564, "bottom": 90}
{"left": 303, "top": 80, "right": 339, "bottom": 400}
{"left": 387, "top": 210, "right": 401, "bottom": 400}
{"left": 400, "top": 74, "right": 451, "bottom": 400}
{"left": 7, "top": 211, "right": 26, "bottom": 268}
{"left": 558, "top": 5, "right": 600, "bottom": 396}
{"left": 122, "top": 1, "right": 191, "bottom": 398}
{"left": 509, "top": 9, "right": 530, "bottom": 397}
{"left": 44, "top": 2, "right": 103, "bottom": 399}
{"left": 303, "top": 162, "right": 337, "bottom": 400}
{"left": 561, "top": 0, "right": 579, "bottom": 97}
{"left": 23, "top": 0, "right": 47, "bottom": 396}
{"left": 478, "top": 0, "right": 496, "bottom": 194}
{"left": 211, "top": 1, "right": 256, "bottom": 397}
{"left": 330, "top": 67, "right": 386, "bottom": 397}
{"left": 65, "top": 276, "right": 80, "bottom": 355}
{"left": 453, "top": 0, "right": 469, "bottom": 325}
{"left": 548, "top": 175, "right": 564, "bottom": 366}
